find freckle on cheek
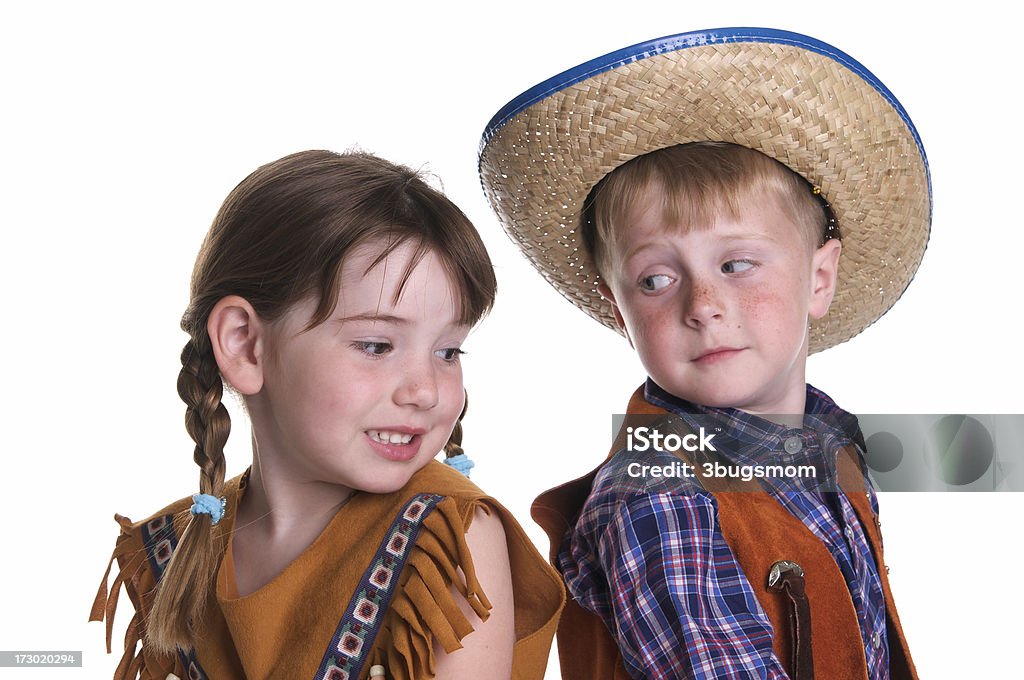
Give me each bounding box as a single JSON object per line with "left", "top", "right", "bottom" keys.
{"left": 741, "top": 289, "right": 787, "bottom": 324}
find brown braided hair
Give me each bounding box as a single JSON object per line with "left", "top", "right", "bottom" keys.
{"left": 443, "top": 391, "right": 470, "bottom": 459}
{"left": 146, "top": 150, "right": 497, "bottom": 654}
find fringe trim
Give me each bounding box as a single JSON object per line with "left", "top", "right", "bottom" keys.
{"left": 90, "top": 513, "right": 178, "bottom": 680}
{"left": 371, "top": 497, "right": 492, "bottom": 680}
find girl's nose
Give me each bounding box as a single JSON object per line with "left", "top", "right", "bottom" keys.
{"left": 393, "top": 359, "right": 439, "bottom": 409}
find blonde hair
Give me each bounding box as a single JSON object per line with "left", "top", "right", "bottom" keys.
{"left": 147, "top": 150, "right": 497, "bottom": 654}
{"left": 582, "top": 142, "right": 833, "bottom": 276}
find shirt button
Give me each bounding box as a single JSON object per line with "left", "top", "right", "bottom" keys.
{"left": 872, "top": 630, "right": 882, "bottom": 648}
{"left": 784, "top": 436, "right": 802, "bottom": 454}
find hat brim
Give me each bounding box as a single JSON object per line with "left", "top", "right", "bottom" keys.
{"left": 479, "top": 27, "right": 931, "bottom": 353}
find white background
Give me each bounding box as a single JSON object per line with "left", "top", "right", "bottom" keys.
{"left": 2, "top": 2, "right": 1021, "bottom": 678}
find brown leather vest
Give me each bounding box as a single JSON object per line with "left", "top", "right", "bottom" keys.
{"left": 532, "top": 386, "right": 917, "bottom": 680}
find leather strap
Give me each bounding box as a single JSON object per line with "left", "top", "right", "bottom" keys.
{"left": 769, "top": 560, "right": 814, "bottom": 680}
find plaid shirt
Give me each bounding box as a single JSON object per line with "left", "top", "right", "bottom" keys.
{"left": 557, "top": 380, "right": 889, "bottom": 679}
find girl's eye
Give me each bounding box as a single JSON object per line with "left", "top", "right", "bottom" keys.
{"left": 721, "top": 259, "right": 755, "bottom": 274}
{"left": 436, "top": 348, "right": 465, "bottom": 363}
{"left": 354, "top": 341, "right": 392, "bottom": 357}
{"left": 639, "top": 274, "right": 673, "bottom": 292}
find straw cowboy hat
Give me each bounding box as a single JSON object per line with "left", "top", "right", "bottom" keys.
{"left": 478, "top": 27, "right": 931, "bottom": 352}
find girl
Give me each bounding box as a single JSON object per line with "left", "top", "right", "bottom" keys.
{"left": 91, "top": 150, "right": 563, "bottom": 680}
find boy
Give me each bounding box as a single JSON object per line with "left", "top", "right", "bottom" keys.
{"left": 478, "top": 28, "right": 929, "bottom": 680}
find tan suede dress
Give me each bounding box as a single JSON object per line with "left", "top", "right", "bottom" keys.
{"left": 93, "top": 462, "right": 564, "bottom": 680}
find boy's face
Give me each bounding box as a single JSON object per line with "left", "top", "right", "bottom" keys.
{"left": 599, "top": 187, "right": 841, "bottom": 416}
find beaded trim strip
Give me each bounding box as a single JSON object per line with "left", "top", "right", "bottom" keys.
{"left": 175, "top": 648, "right": 209, "bottom": 680}
{"left": 315, "top": 493, "right": 445, "bottom": 680}
{"left": 141, "top": 514, "right": 178, "bottom": 580}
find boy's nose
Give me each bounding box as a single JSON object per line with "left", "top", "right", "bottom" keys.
{"left": 393, "top": 360, "right": 439, "bottom": 409}
{"left": 683, "top": 281, "right": 725, "bottom": 327}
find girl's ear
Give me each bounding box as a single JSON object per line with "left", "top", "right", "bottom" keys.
{"left": 207, "top": 295, "right": 266, "bottom": 395}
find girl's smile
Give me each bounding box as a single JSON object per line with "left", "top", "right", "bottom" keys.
{"left": 366, "top": 427, "right": 425, "bottom": 461}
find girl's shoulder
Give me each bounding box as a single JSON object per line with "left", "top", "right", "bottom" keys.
{"left": 370, "top": 461, "right": 565, "bottom": 680}
{"left": 404, "top": 459, "right": 488, "bottom": 500}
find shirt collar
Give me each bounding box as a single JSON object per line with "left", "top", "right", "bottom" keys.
{"left": 642, "top": 378, "right": 864, "bottom": 470}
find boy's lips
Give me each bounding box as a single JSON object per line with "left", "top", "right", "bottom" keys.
{"left": 692, "top": 347, "right": 745, "bottom": 364}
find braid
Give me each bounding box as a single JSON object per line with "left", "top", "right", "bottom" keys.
{"left": 443, "top": 391, "right": 469, "bottom": 459}
{"left": 146, "top": 336, "right": 232, "bottom": 655}
{"left": 177, "top": 337, "right": 229, "bottom": 494}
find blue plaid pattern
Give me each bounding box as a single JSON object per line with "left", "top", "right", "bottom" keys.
{"left": 558, "top": 379, "right": 888, "bottom": 679}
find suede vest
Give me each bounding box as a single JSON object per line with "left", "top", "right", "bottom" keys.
{"left": 532, "top": 386, "right": 917, "bottom": 680}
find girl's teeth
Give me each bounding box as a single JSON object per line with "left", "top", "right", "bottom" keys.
{"left": 370, "top": 430, "right": 414, "bottom": 445}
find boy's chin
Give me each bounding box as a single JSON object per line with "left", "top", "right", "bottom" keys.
{"left": 663, "top": 383, "right": 781, "bottom": 414}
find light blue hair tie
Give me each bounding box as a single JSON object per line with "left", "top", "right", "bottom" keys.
{"left": 190, "top": 493, "right": 227, "bottom": 526}
{"left": 444, "top": 453, "right": 475, "bottom": 477}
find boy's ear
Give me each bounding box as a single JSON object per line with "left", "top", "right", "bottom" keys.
{"left": 808, "top": 239, "right": 843, "bottom": 320}
{"left": 207, "top": 295, "right": 266, "bottom": 395}
{"left": 597, "top": 282, "right": 634, "bottom": 348}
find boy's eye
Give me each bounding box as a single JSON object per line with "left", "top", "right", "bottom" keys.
{"left": 436, "top": 347, "right": 465, "bottom": 363}
{"left": 721, "top": 260, "right": 754, "bottom": 274}
{"left": 639, "top": 274, "right": 673, "bottom": 292}
{"left": 354, "top": 341, "right": 392, "bottom": 357}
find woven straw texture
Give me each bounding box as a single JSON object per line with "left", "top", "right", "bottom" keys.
{"left": 479, "top": 39, "right": 930, "bottom": 353}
